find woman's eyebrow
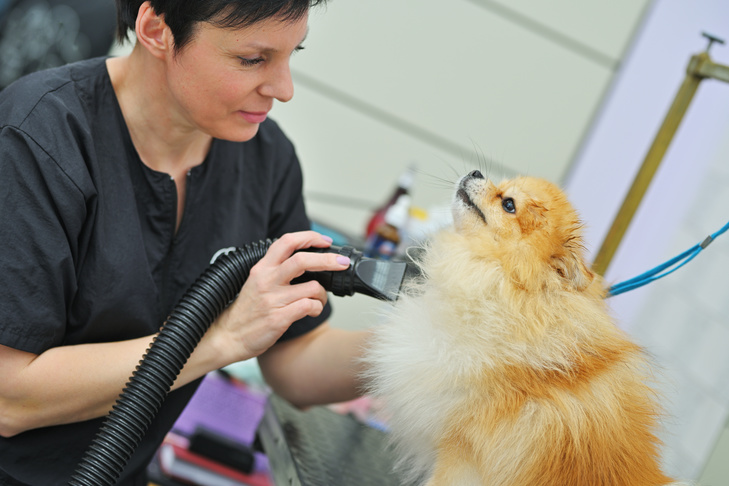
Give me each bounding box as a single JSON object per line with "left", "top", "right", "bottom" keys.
{"left": 244, "top": 28, "right": 309, "bottom": 54}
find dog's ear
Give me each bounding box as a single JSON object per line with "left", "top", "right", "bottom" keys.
{"left": 551, "top": 245, "right": 594, "bottom": 291}
{"left": 517, "top": 199, "right": 548, "bottom": 235}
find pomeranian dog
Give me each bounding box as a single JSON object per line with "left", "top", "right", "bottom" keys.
{"left": 363, "top": 171, "right": 682, "bottom": 486}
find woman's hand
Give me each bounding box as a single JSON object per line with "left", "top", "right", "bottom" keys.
{"left": 208, "top": 231, "right": 351, "bottom": 363}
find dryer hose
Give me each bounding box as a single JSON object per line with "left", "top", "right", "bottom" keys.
{"left": 68, "top": 240, "right": 414, "bottom": 485}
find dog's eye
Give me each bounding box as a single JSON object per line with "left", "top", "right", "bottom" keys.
{"left": 502, "top": 197, "right": 516, "bottom": 213}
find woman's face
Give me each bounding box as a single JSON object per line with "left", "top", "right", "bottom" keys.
{"left": 163, "top": 14, "right": 308, "bottom": 142}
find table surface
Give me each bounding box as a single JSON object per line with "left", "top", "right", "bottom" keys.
{"left": 257, "top": 394, "right": 417, "bottom": 486}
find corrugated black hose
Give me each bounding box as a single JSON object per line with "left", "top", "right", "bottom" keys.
{"left": 68, "top": 240, "right": 415, "bottom": 486}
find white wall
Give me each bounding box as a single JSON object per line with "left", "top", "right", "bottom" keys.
{"left": 272, "top": 0, "right": 651, "bottom": 237}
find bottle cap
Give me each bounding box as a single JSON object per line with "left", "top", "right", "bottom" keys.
{"left": 384, "top": 194, "right": 411, "bottom": 228}
{"left": 397, "top": 165, "right": 416, "bottom": 190}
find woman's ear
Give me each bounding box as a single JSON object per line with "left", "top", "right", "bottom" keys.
{"left": 135, "top": 1, "right": 173, "bottom": 59}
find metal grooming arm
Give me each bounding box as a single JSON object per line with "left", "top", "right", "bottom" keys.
{"left": 593, "top": 32, "right": 729, "bottom": 276}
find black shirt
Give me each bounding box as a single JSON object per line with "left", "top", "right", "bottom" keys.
{"left": 0, "top": 57, "right": 330, "bottom": 485}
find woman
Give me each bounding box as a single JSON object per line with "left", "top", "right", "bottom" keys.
{"left": 0, "top": 1, "right": 369, "bottom": 484}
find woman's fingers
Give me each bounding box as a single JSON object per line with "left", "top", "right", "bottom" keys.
{"left": 263, "top": 231, "right": 333, "bottom": 265}
{"left": 260, "top": 231, "right": 351, "bottom": 283}
{"left": 218, "top": 281, "right": 326, "bottom": 359}
{"left": 285, "top": 279, "right": 329, "bottom": 315}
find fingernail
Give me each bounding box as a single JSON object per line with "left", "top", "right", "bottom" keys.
{"left": 321, "top": 235, "right": 333, "bottom": 243}
{"left": 337, "top": 256, "right": 351, "bottom": 266}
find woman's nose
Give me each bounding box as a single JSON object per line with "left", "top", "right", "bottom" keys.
{"left": 260, "top": 62, "right": 294, "bottom": 103}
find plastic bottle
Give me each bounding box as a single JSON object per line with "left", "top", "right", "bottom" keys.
{"left": 364, "top": 165, "right": 416, "bottom": 240}
{"left": 365, "top": 194, "right": 411, "bottom": 259}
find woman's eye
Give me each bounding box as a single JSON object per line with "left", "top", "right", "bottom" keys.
{"left": 239, "top": 56, "right": 264, "bottom": 67}
{"left": 502, "top": 197, "right": 516, "bottom": 213}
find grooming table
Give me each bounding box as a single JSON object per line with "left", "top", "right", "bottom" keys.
{"left": 257, "top": 394, "right": 416, "bottom": 486}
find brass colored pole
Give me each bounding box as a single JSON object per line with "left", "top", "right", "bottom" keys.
{"left": 593, "top": 38, "right": 728, "bottom": 276}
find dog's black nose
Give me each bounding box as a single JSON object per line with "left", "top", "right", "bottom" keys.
{"left": 468, "top": 170, "right": 484, "bottom": 179}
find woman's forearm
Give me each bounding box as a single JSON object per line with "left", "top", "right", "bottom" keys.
{"left": 258, "top": 323, "right": 373, "bottom": 407}
{"left": 0, "top": 329, "right": 228, "bottom": 437}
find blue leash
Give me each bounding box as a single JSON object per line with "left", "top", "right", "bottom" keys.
{"left": 607, "top": 220, "right": 729, "bottom": 297}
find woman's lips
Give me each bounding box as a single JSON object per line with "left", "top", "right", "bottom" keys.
{"left": 239, "top": 111, "right": 268, "bottom": 124}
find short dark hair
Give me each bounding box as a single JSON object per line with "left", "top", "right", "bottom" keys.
{"left": 115, "top": 0, "right": 326, "bottom": 51}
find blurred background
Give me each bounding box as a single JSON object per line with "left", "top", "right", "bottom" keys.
{"left": 2, "top": 0, "right": 727, "bottom": 483}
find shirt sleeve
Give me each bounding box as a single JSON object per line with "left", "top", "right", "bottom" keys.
{"left": 0, "top": 126, "right": 86, "bottom": 353}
